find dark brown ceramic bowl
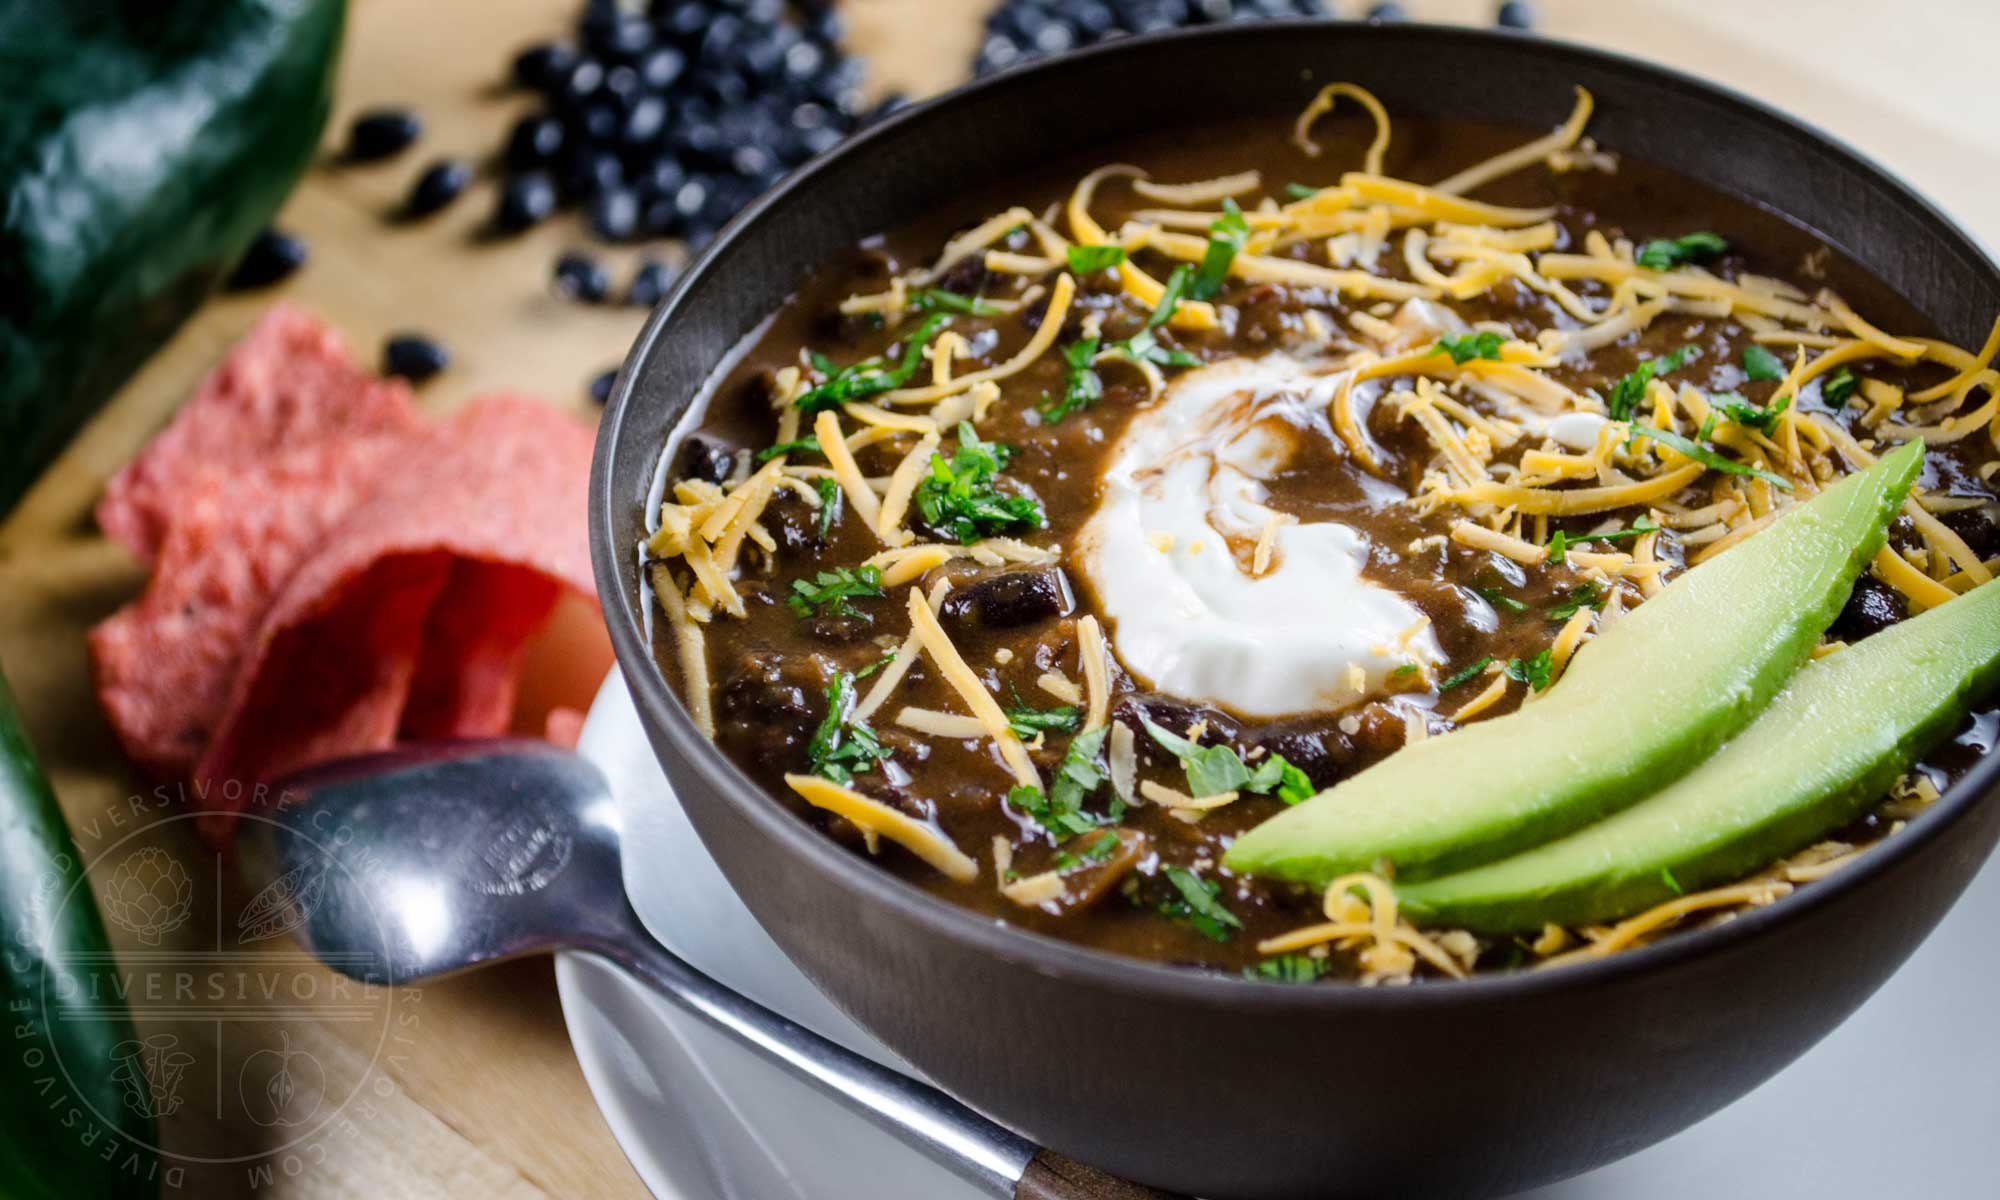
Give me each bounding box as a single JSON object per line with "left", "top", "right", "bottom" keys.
{"left": 590, "top": 22, "right": 2000, "bottom": 1199}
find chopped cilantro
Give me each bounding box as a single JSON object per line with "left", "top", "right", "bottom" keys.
{"left": 1713, "top": 391, "right": 1791, "bottom": 434}
{"left": 913, "top": 421, "right": 1047, "bottom": 543}
{"left": 1004, "top": 696, "right": 1082, "bottom": 739}
{"left": 1040, "top": 337, "right": 1104, "bottom": 423}
{"left": 1547, "top": 581, "right": 1604, "bottom": 621}
{"left": 1066, "top": 244, "right": 1128, "bottom": 274}
{"left": 1606, "top": 345, "right": 1699, "bottom": 421}
{"left": 1636, "top": 232, "right": 1729, "bottom": 271}
{"left": 806, "top": 673, "right": 892, "bottom": 784}
{"left": 1391, "top": 663, "right": 1419, "bottom": 679}
{"left": 755, "top": 435, "right": 822, "bottom": 463}
{"left": 1008, "top": 726, "right": 1111, "bottom": 842}
{"left": 1189, "top": 199, "right": 1248, "bottom": 301}
{"left": 1661, "top": 867, "right": 1684, "bottom": 896}
{"left": 787, "top": 565, "right": 884, "bottom": 622}
{"left": 1628, "top": 424, "right": 1795, "bottom": 490}
{"left": 908, "top": 288, "right": 996, "bottom": 316}
{"left": 1141, "top": 719, "right": 1310, "bottom": 802}
{"left": 1478, "top": 586, "right": 1528, "bottom": 614}
{"left": 1054, "top": 831, "right": 1124, "bottom": 872}
{"left": 1822, "top": 367, "right": 1859, "bottom": 410}
{"left": 1440, "top": 656, "right": 1495, "bottom": 691}
{"left": 1113, "top": 264, "right": 1202, "bottom": 370}
{"left": 853, "top": 648, "right": 898, "bottom": 680}
{"left": 1563, "top": 517, "right": 1660, "bottom": 549}
{"left": 813, "top": 477, "right": 841, "bottom": 539}
{"left": 1283, "top": 183, "right": 1321, "bottom": 200}
{"left": 1246, "top": 954, "right": 1331, "bottom": 984}
{"left": 1742, "top": 344, "right": 1786, "bottom": 382}
{"left": 1160, "top": 865, "right": 1241, "bottom": 942}
{"left": 1435, "top": 330, "right": 1505, "bottom": 365}
{"left": 1505, "top": 649, "right": 1555, "bottom": 692}
{"left": 794, "top": 314, "right": 950, "bottom": 413}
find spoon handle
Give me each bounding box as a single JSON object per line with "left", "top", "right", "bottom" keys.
{"left": 587, "top": 928, "right": 1187, "bottom": 1200}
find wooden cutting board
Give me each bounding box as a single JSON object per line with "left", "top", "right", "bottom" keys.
{"left": 0, "top": 2, "right": 1992, "bottom": 1196}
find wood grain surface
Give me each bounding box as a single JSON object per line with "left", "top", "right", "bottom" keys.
{"left": 0, "top": 1, "right": 1992, "bottom": 1196}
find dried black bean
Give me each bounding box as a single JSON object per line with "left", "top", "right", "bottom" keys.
{"left": 226, "top": 229, "right": 308, "bottom": 290}
{"left": 404, "top": 159, "right": 471, "bottom": 218}
{"left": 627, "top": 259, "right": 675, "bottom": 308}
{"left": 493, "top": 172, "right": 557, "bottom": 232}
{"left": 505, "top": 113, "right": 567, "bottom": 170}
{"left": 512, "top": 42, "right": 579, "bottom": 91}
{"left": 1496, "top": 1, "right": 1536, "bottom": 27}
{"left": 346, "top": 108, "right": 421, "bottom": 161}
{"left": 382, "top": 334, "right": 449, "bottom": 383}
{"left": 589, "top": 368, "right": 619, "bottom": 405}
{"left": 554, "top": 251, "right": 612, "bottom": 302}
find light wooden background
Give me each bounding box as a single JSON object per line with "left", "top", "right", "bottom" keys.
{"left": 0, "top": 1, "right": 1993, "bottom": 1196}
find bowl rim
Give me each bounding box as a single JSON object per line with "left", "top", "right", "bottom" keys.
{"left": 590, "top": 18, "right": 2000, "bottom": 1011}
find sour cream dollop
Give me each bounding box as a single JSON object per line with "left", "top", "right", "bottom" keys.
{"left": 1074, "top": 355, "right": 1441, "bottom": 717}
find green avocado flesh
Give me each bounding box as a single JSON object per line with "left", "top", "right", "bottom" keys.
{"left": 1399, "top": 572, "right": 2000, "bottom": 932}
{"left": 1223, "top": 440, "right": 1923, "bottom": 887}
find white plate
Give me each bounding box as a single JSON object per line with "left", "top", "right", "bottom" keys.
{"left": 557, "top": 671, "right": 2000, "bottom": 1199}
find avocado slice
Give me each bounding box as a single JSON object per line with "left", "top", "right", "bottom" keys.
{"left": 1399, "top": 572, "right": 2000, "bottom": 932}
{"left": 1224, "top": 441, "right": 1922, "bottom": 887}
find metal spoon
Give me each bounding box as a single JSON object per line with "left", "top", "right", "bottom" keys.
{"left": 237, "top": 740, "right": 1184, "bottom": 1200}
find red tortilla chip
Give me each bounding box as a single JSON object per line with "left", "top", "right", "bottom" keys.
{"left": 192, "top": 394, "right": 598, "bottom": 838}
{"left": 97, "top": 304, "right": 421, "bottom": 563}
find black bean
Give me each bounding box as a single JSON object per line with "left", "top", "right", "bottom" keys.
{"left": 939, "top": 568, "right": 1075, "bottom": 632}
{"left": 404, "top": 159, "right": 471, "bottom": 218}
{"left": 622, "top": 96, "right": 669, "bottom": 146}
{"left": 505, "top": 113, "right": 567, "bottom": 169}
{"left": 1110, "top": 694, "right": 1243, "bottom": 764}
{"left": 554, "top": 251, "right": 612, "bottom": 302}
{"left": 1830, "top": 575, "right": 1907, "bottom": 642}
{"left": 346, "top": 108, "right": 421, "bottom": 162}
{"left": 1496, "top": 0, "right": 1535, "bottom": 27}
{"left": 1941, "top": 503, "right": 2000, "bottom": 562}
{"left": 1365, "top": 2, "right": 1407, "bottom": 19}
{"left": 589, "top": 186, "right": 641, "bottom": 241}
{"left": 493, "top": 172, "right": 557, "bottom": 232}
{"left": 512, "top": 42, "right": 579, "bottom": 91}
{"left": 560, "top": 57, "right": 606, "bottom": 106}
{"left": 589, "top": 368, "right": 619, "bottom": 405}
{"left": 225, "top": 229, "right": 308, "bottom": 290}
{"left": 382, "top": 334, "right": 449, "bottom": 383}
{"left": 638, "top": 45, "right": 687, "bottom": 90}
{"left": 627, "top": 259, "right": 675, "bottom": 308}
{"left": 560, "top": 148, "right": 624, "bottom": 198}
{"left": 636, "top": 155, "right": 688, "bottom": 200}
{"left": 656, "top": 0, "right": 710, "bottom": 41}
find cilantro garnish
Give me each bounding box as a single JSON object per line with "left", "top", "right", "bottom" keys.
{"left": 1440, "top": 656, "right": 1495, "bottom": 691}
{"left": 1066, "top": 244, "right": 1127, "bottom": 274}
{"left": 1628, "top": 424, "right": 1795, "bottom": 490}
{"left": 1435, "top": 330, "right": 1505, "bottom": 365}
{"left": 1742, "top": 344, "right": 1786, "bottom": 382}
{"left": 787, "top": 565, "right": 884, "bottom": 622}
{"left": 1245, "top": 954, "right": 1331, "bottom": 984}
{"left": 1552, "top": 516, "right": 1659, "bottom": 567}
{"left": 1141, "top": 720, "right": 1312, "bottom": 803}
{"left": 1606, "top": 345, "right": 1699, "bottom": 421}
{"left": 794, "top": 314, "right": 950, "bottom": 413}
{"left": 1007, "top": 725, "right": 1112, "bottom": 843}
{"left": 1636, "top": 232, "right": 1729, "bottom": 271}
{"left": 1189, "top": 199, "right": 1248, "bottom": 301}
{"left": 806, "top": 673, "right": 892, "bottom": 784}
{"left": 1478, "top": 586, "right": 1528, "bottom": 614}
{"left": 1004, "top": 695, "right": 1082, "bottom": 739}
{"left": 1547, "top": 581, "right": 1604, "bottom": 621}
{"left": 913, "top": 421, "right": 1047, "bottom": 544}
{"left": 1114, "top": 264, "right": 1202, "bottom": 370}
{"left": 908, "top": 288, "right": 995, "bottom": 317}
{"left": 1713, "top": 391, "right": 1791, "bottom": 434}
{"left": 1160, "top": 865, "right": 1242, "bottom": 942}
{"left": 1039, "top": 337, "right": 1104, "bottom": 423}
{"left": 755, "top": 435, "right": 822, "bottom": 463}
{"left": 1054, "top": 830, "right": 1124, "bottom": 872}
{"left": 1661, "top": 866, "right": 1684, "bottom": 896}
{"left": 813, "top": 477, "right": 841, "bottom": 539}
{"left": 1505, "top": 649, "right": 1555, "bottom": 692}
{"left": 1822, "top": 367, "right": 1859, "bottom": 410}
{"left": 1283, "top": 183, "right": 1321, "bottom": 200}
{"left": 853, "top": 648, "right": 898, "bottom": 680}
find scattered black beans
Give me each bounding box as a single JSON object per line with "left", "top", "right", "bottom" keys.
{"left": 346, "top": 108, "right": 422, "bottom": 162}
{"left": 1365, "top": 2, "right": 1407, "bottom": 21}
{"left": 494, "top": 0, "right": 879, "bottom": 256}
{"left": 626, "top": 259, "right": 675, "bottom": 308}
{"left": 226, "top": 228, "right": 309, "bottom": 290}
{"left": 405, "top": 159, "right": 472, "bottom": 218}
{"left": 494, "top": 171, "right": 558, "bottom": 232}
{"left": 554, "top": 251, "right": 613, "bottom": 302}
{"left": 383, "top": 334, "right": 450, "bottom": 383}
{"left": 1496, "top": 1, "right": 1535, "bottom": 28}
{"left": 589, "top": 368, "right": 619, "bottom": 405}
{"left": 974, "top": 0, "right": 1331, "bottom": 75}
